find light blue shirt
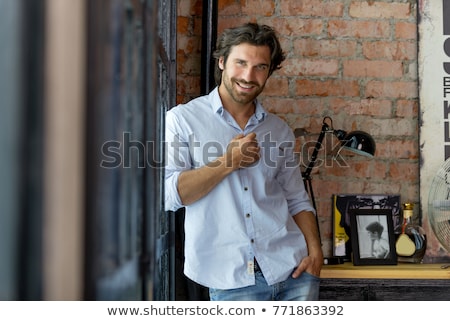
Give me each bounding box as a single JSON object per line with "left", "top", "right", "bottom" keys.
{"left": 165, "top": 87, "right": 315, "bottom": 289}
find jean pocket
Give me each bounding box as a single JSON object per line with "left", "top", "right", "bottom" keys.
{"left": 302, "top": 271, "right": 321, "bottom": 281}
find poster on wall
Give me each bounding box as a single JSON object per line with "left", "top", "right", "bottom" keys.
{"left": 418, "top": 0, "right": 450, "bottom": 260}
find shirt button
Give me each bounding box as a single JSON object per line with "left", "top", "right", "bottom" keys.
{"left": 246, "top": 213, "right": 251, "bottom": 218}
{"left": 251, "top": 239, "right": 255, "bottom": 243}
{"left": 244, "top": 187, "right": 248, "bottom": 191}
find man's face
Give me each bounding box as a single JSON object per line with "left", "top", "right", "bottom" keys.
{"left": 218, "top": 43, "right": 271, "bottom": 105}
{"left": 368, "top": 231, "right": 380, "bottom": 241}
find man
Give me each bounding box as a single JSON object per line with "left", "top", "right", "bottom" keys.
{"left": 366, "top": 221, "right": 390, "bottom": 259}
{"left": 165, "top": 22, "right": 323, "bottom": 301}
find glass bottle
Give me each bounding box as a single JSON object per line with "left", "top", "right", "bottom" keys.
{"left": 396, "top": 203, "right": 427, "bottom": 263}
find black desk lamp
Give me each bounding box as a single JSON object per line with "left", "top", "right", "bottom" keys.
{"left": 295, "top": 116, "right": 376, "bottom": 242}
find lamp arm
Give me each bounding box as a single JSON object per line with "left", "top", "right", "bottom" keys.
{"left": 297, "top": 116, "right": 373, "bottom": 252}
{"left": 302, "top": 123, "right": 329, "bottom": 179}
{"left": 300, "top": 118, "right": 342, "bottom": 247}
{"left": 301, "top": 123, "right": 329, "bottom": 246}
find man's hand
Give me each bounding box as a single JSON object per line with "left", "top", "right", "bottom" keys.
{"left": 226, "top": 132, "right": 260, "bottom": 169}
{"left": 292, "top": 253, "right": 323, "bottom": 279}
{"left": 291, "top": 211, "right": 324, "bottom": 279}
{"left": 177, "top": 132, "right": 260, "bottom": 205}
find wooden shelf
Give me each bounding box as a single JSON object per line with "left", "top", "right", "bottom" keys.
{"left": 320, "top": 262, "right": 450, "bottom": 279}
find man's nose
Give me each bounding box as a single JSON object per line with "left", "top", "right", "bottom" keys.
{"left": 241, "top": 67, "right": 256, "bottom": 81}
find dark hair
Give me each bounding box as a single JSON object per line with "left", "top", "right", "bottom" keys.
{"left": 212, "top": 22, "right": 286, "bottom": 85}
{"left": 366, "top": 221, "right": 384, "bottom": 235}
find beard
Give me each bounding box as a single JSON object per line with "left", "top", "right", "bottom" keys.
{"left": 221, "top": 72, "right": 265, "bottom": 105}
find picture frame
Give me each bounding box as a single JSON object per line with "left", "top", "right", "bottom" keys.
{"left": 332, "top": 194, "right": 401, "bottom": 260}
{"left": 349, "top": 208, "right": 397, "bottom": 266}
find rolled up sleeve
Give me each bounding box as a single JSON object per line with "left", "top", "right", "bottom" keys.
{"left": 164, "top": 110, "right": 191, "bottom": 211}
{"left": 165, "top": 169, "right": 183, "bottom": 211}
{"left": 276, "top": 132, "right": 316, "bottom": 216}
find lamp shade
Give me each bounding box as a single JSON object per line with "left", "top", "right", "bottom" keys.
{"left": 340, "top": 130, "right": 376, "bottom": 158}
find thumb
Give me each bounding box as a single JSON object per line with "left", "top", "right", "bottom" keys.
{"left": 245, "top": 132, "right": 257, "bottom": 140}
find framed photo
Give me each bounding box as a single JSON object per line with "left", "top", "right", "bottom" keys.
{"left": 349, "top": 209, "right": 397, "bottom": 266}
{"left": 332, "top": 194, "right": 401, "bottom": 260}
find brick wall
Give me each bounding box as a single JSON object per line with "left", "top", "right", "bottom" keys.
{"left": 175, "top": 1, "right": 429, "bottom": 259}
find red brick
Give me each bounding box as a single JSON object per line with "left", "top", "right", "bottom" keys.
{"left": 327, "top": 98, "right": 393, "bottom": 117}
{"left": 217, "top": 17, "right": 254, "bottom": 34}
{"left": 347, "top": 118, "right": 417, "bottom": 137}
{"left": 177, "top": 16, "right": 190, "bottom": 34}
{"left": 218, "top": 0, "right": 242, "bottom": 15}
{"left": 279, "top": 0, "right": 344, "bottom": 17}
{"left": 366, "top": 81, "right": 418, "bottom": 99}
{"left": 177, "top": 36, "right": 201, "bottom": 55}
{"left": 177, "top": 1, "right": 193, "bottom": 16}
{"left": 343, "top": 60, "right": 403, "bottom": 78}
{"left": 176, "top": 51, "right": 201, "bottom": 75}
{"left": 261, "top": 97, "right": 323, "bottom": 115}
{"left": 376, "top": 140, "right": 419, "bottom": 160}
{"left": 262, "top": 77, "right": 289, "bottom": 96}
{"left": 295, "top": 79, "right": 360, "bottom": 97}
{"left": 328, "top": 20, "right": 390, "bottom": 38}
{"left": 361, "top": 181, "right": 402, "bottom": 195}
{"left": 242, "top": 0, "right": 275, "bottom": 16}
{"left": 395, "top": 22, "right": 418, "bottom": 40}
{"left": 191, "top": 0, "right": 203, "bottom": 16}
{"left": 264, "top": 18, "right": 323, "bottom": 37}
{"left": 260, "top": 97, "right": 297, "bottom": 114}
{"left": 362, "top": 41, "right": 417, "bottom": 60}
{"left": 284, "top": 58, "right": 338, "bottom": 76}
{"left": 396, "top": 99, "right": 419, "bottom": 118}
{"left": 388, "top": 162, "right": 419, "bottom": 181}
{"left": 177, "top": 75, "right": 201, "bottom": 96}
{"left": 294, "top": 39, "right": 357, "bottom": 58}
{"left": 372, "top": 160, "right": 388, "bottom": 179}
{"left": 349, "top": 2, "right": 411, "bottom": 19}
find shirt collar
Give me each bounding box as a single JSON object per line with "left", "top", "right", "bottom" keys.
{"left": 209, "top": 87, "right": 267, "bottom": 121}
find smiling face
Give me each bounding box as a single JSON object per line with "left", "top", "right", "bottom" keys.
{"left": 218, "top": 43, "right": 271, "bottom": 108}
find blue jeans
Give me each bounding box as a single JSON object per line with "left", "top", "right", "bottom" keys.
{"left": 209, "top": 270, "right": 320, "bottom": 301}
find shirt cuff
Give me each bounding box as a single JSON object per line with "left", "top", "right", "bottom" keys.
{"left": 164, "top": 170, "right": 183, "bottom": 211}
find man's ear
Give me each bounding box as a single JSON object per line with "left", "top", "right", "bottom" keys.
{"left": 218, "top": 56, "right": 225, "bottom": 70}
